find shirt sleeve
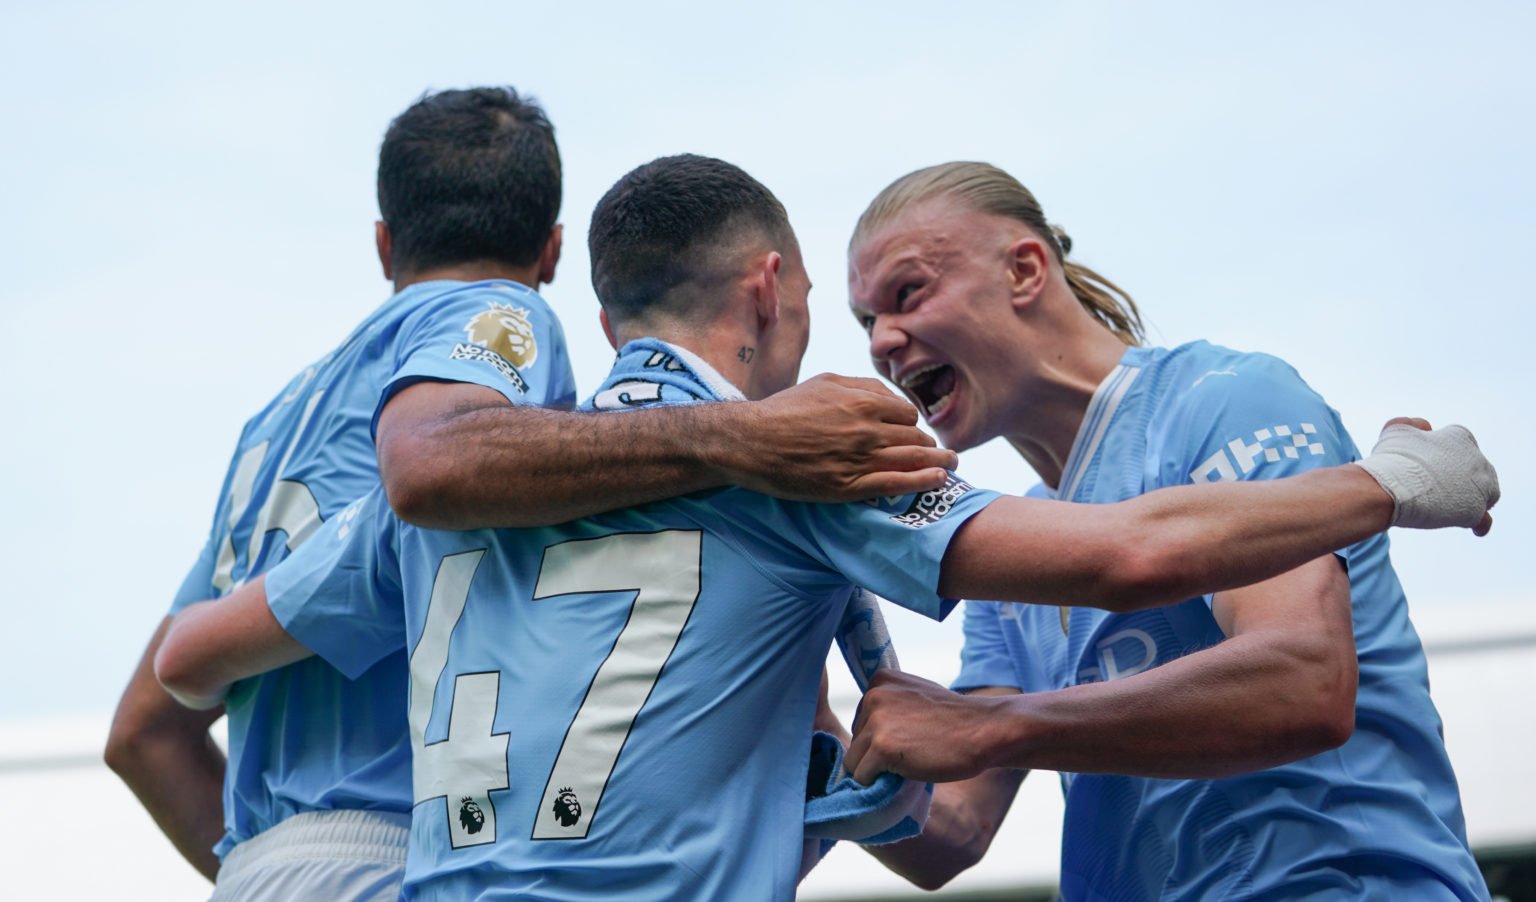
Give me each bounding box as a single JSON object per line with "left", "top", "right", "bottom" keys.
{"left": 264, "top": 486, "right": 406, "bottom": 679}
{"left": 784, "top": 473, "right": 1002, "bottom": 621}
{"left": 1151, "top": 352, "right": 1366, "bottom": 582}
{"left": 1154, "top": 352, "right": 1360, "bottom": 489}
{"left": 372, "top": 284, "right": 578, "bottom": 438}
{"left": 951, "top": 601, "right": 1022, "bottom": 692}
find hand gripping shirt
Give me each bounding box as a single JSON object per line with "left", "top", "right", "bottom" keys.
{"left": 954, "top": 341, "right": 1488, "bottom": 902}
{"left": 170, "top": 280, "right": 576, "bottom": 858}
{"left": 265, "top": 338, "right": 1000, "bottom": 902}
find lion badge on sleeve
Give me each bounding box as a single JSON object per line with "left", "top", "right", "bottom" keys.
{"left": 465, "top": 302, "right": 539, "bottom": 369}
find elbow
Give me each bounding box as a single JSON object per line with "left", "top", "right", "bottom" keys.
{"left": 381, "top": 468, "right": 439, "bottom": 528}
{"left": 379, "top": 427, "right": 495, "bottom": 529}
{"left": 105, "top": 690, "right": 175, "bottom": 776}
{"left": 887, "top": 842, "right": 977, "bottom": 893}
{"left": 908, "top": 853, "right": 978, "bottom": 892}
{"left": 1274, "top": 645, "right": 1358, "bottom": 760}
{"left": 910, "top": 873, "right": 956, "bottom": 893}
{"left": 1278, "top": 704, "right": 1354, "bottom": 761}
{"left": 1292, "top": 682, "right": 1357, "bottom": 756}
{"left": 1313, "top": 707, "right": 1356, "bottom": 754}
{"left": 152, "top": 638, "right": 220, "bottom": 711}
{"left": 103, "top": 713, "right": 146, "bottom": 777}
{"left": 378, "top": 436, "right": 452, "bottom": 528}
{"left": 902, "top": 810, "right": 996, "bottom": 890}
{"left": 151, "top": 643, "right": 193, "bottom": 705}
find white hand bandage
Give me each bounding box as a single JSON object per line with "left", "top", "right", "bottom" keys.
{"left": 1356, "top": 424, "right": 1500, "bottom": 529}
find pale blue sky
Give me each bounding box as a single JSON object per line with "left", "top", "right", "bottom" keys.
{"left": 2, "top": 2, "right": 1530, "bottom": 718}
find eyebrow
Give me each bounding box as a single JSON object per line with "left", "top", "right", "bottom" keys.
{"left": 867, "top": 254, "right": 924, "bottom": 301}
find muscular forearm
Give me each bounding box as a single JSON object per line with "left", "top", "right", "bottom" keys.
{"left": 377, "top": 376, "right": 954, "bottom": 530}
{"left": 109, "top": 721, "right": 226, "bottom": 880}
{"left": 944, "top": 465, "right": 1390, "bottom": 611}
{"left": 982, "top": 632, "right": 1354, "bottom": 778}
{"left": 382, "top": 402, "right": 743, "bottom": 528}
{"left": 1105, "top": 464, "right": 1391, "bottom": 609}
{"left": 107, "top": 620, "right": 225, "bottom": 881}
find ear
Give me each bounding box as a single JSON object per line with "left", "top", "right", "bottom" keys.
{"left": 375, "top": 221, "right": 394, "bottom": 280}
{"left": 538, "top": 224, "right": 563, "bottom": 286}
{"left": 754, "top": 251, "right": 783, "bottom": 331}
{"left": 1006, "top": 235, "right": 1051, "bottom": 311}
{"left": 598, "top": 307, "right": 619, "bottom": 351}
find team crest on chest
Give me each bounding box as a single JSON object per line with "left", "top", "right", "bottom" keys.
{"left": 465, "top": 302, "right": 539, "bottom": 369}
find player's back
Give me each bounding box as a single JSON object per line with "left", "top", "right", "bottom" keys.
{"left": 265, "top": 338, "right": 994, "bottom": 900}
{"left": 312, "top": 481, "right": 970, "bottom": 901}
{"left": 401, "top": 501, "right": 850, "bottom": 900}
{"left": 173, "top": 278, "right": 575, "bottom": 856}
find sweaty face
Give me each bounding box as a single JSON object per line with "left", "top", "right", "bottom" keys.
{"left": 848, "top": 201, "right": 1025, "bottom": 451}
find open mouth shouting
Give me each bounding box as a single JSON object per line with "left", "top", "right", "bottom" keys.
{"left": 899, "top": 363, "right": 957, "bottom": 421}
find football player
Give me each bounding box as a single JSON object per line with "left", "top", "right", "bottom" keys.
{"left": 155, "top": 155, "right": 1495, "bottom": 900}
{"left": 103, "top": 91, "right": 956, "bottom": 900}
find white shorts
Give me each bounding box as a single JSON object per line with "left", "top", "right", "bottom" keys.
{"left": 210, "top": 810, "right": 410, "bottom": 902}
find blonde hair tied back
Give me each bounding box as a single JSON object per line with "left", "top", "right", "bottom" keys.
{"left": 852, "top": 162, "right": 1145, "bottom": 346}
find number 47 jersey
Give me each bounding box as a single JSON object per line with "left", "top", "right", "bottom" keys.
{"left": 265, "top": 473, "right": 997, "bottom": 900}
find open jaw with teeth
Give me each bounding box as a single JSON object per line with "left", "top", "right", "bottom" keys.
{"left": 901, "top": 364, "right": 957, "bottom": 419}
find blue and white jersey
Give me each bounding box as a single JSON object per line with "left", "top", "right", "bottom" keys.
{"left": 265, "top": 338, "right": 999, "bottom": 901}
{"left": 955, "top": 341, "right": 1487, "bottom": 901}
{"left": 171, "top": 279, "right": 576, "bottom": 858}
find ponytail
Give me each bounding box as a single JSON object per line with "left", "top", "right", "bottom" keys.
{"left": 853, "top": 162, "right": 1145, "bottom": 346}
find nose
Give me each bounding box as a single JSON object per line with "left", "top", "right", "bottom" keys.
{"left": 867, "top": 314, "right": 907, "bottom": 365}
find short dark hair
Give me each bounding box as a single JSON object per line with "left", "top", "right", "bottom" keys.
{"left": 588, "top": 154, "right": 792, "bottom": 322}
{"left": 377, "top": 87, "right": 561, "bottom": 274}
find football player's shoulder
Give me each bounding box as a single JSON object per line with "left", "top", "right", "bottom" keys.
{"left": 1158, "top": 340, "right": 1321, "bottom": 416}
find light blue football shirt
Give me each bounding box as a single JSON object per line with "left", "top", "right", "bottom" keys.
{"left": 266, "top": 338, "right": 1000, "bottom": 901}
{"left": 171, "top": 279, "right": 576, "bottom": 858}
{"left": 955, "top": 341, "right": 1488, "bottom": 901}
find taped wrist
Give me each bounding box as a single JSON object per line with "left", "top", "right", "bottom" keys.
{"left": 1356, "top": 424, "right": 1499, "bottom": 529}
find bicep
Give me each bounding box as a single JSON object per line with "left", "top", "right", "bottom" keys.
{"left": 1209, "top": 554, "right": 1353, "bottom": 641}
{"left": 938, "top": 496, "right": 1133, "bottom": 604}
{"left": 1208, "top": 555, "right": 1359, "bottom": 746}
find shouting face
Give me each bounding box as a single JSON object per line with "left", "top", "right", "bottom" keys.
{"left": 849, "top": 198, "right": 1037, "bottom": 452}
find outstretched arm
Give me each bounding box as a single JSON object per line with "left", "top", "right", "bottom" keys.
{"left": 849, "top": 555, "right": 1357, "bottom": 784}
{"left": 939, "top": 421, "right": 1496, "bottom": 612}
{"left": 377, "top": 374, "right": 958, "bottom": 529}
{"left": 939, "top": 464, "right": 1383, "bottom": 611}
{"left": 104, "top": 618, "right": 226, "bottom": 881}
{"left": 154, "top": 577, "right": 313, "bottom": 710}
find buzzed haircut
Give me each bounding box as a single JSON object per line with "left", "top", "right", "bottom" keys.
{"left": 377, "top": 86, "right": 561, "bottom": 275}
{"left": 588, "top": 154, "right": 792, "bottom": 322}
